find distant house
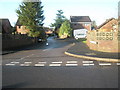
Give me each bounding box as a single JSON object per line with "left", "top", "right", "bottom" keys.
{"left": 0, "top": 19, "right": 12, "bottom": 34}
{"left": 45, "top": 28, "right": 53, "bottom": 35}
{"left": 15, "top": 19, "right": 29, "bottom": 34}
{"left": 97, "top": 18, "right": 118, "bottom": 32}
{"left": 70, "top": 16, "right": 92, "bottom": 39}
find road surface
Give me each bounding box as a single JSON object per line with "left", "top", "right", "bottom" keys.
{"left": 2, "top": 37, "right": 119, "bottom": 89}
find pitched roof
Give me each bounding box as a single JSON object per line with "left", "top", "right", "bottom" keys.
{"left": 70, "top": 16, "right": 91, "bottom": 22}
{"left": 15, "top": 19, "right": 22, "bottom": 26}
{"left": 0, "top": 18, "right": 12, "bottom": 34}
{"left": 97, "top": 18, "right": 116, "bottom": 29}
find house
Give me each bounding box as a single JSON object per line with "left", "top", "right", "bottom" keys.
{"left": 0, "top": 19, "right": 12, "bottom": 34}
{"left": 44, "top": 27, "right": 53, "bottom": 36}
{"left": 87, "top": 18, "right": 119, "bottom": 52}
{"left": 97, "top": 18, "right": 118, "bottom": 32}
{"left": 70, "top": 16, "right": 92, "bottom": 39}
{"left": 15, "top": 19, "right": 29, "bottom": 34}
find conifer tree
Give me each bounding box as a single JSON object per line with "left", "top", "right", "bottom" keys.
{"left": 16, "top": 0, "right": 45, "bottom": 37}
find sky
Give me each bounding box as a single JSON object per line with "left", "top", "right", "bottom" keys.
{"left": 0, "top": 0, "right": 119, "bottom": 27}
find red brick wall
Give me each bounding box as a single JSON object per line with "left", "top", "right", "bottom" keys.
{"left": 16, "top": 26, "right": 29, "bottom": 34}
{"left": 87, "top": 30, "right": 120, "bottom": 52}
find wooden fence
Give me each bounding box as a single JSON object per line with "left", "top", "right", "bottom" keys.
{"left": 2, "top": 34, "right": 37, "bottom": 50}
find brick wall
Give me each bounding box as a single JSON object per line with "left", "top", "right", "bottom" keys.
{"left": 16, "top": 26, "right": 29, "bottom": 34}
{"left": 87, "top": 30, "right": 120, "bottom": 52}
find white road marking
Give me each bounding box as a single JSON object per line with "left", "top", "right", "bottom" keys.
{"left": 99, "top": 63, "right": 111, "bottom": 66}
{"left": 24, "top": 62, "right": 32, "bottom": 64}
{"left": 5, "top": 64, "right": 15, "bottom": 66}
{"left": 20, "top": 64, "right": 30, "bottom": 66}
{"left": 20, "top": 57, "right": 25, "bottom": 60}
{"left": 38, "top": 62, "right": 47, "bottom": 64}
{"left": 49, "top": 64, "right": 61, "bottom": 66}
{"left": 10, "top": 62, "right": 19, "bottom": 64}
{"left": 82, "top": 61, "right": 93, "bottom": 63}
{"left": 66, "top": 64, "right": 78, "bottom": 66}
{"left": 35, "top": 64, "right": 45, "bottom": 66}
{"left": 43, "top": 49, "right": 49, "bottom": 51}
{"left": 117, "top": 63, "right": 120, "bottom": 65}
{"left": 67, "top": 61, "right": 77, "bottom": 63}
{"left": 83, "top": 64, "right": 90, "bottom": 66}
{"left": 51, "top": 61, "right": 62, "bottom": 64}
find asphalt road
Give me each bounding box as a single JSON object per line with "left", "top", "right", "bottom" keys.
{"left": 2, "top": 37, "right": 120, "bottom": 89}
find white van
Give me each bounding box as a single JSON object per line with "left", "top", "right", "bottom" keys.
{"left": 74, "top": 29, "right": 87, "bottom": 39}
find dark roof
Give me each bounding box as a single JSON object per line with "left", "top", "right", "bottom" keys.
{"left": 70, "top": 16, "right": 91, "bottom": 22}
{"left": 15, "top": 19, "right": 22, "bottom": 26}
{"left": 97, "top": 18, "right": 115, "bottom": 29}
{"left": 0, "top": 19, "right": 12, "bottom": 34}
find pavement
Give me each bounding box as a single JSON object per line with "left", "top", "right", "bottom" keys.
{"left": 65, "top": 42, "right": 120, "bottom": 62}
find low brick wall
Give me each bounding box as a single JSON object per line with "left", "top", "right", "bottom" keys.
{"left": 2, "top": 34, "right": 37, "bottom": 50}
{"left": 87, "top": 30, "right": 120, "bottom": 52}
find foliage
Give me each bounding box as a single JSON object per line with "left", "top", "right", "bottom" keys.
{"left": 16, "top": 0, "right": 45, "bottom": 37}
{"left": 50, "top": 10, "right": 66, "bottom": 28}
{"left": 59, "top": 20, "right": 72, "bottom": 38}
{"left": 91, "top": 21, "right": 97, "bottom": 30}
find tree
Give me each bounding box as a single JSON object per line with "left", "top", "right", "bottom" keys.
{"left": 59, "top": 20, "right": 72, "bottom": 38}
{"left": 50, "top": 10, "right": 66, "bottom": 37}
{"left": 16, "top": 0, "right": 45, "bottom": 37}
{"left": 50, "top": 10, "right": 66, "bottom": 28}
{"left": 91, "top": 21, "right": 97, "bottom": 30}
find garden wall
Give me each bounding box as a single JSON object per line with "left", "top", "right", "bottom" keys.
{"left": 87, "top": 30, "right": 120, "bottom": 52}
{"left": 2, "top": 34, "right": 37, "bottom": 50}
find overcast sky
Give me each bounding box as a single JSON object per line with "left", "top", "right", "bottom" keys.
{"left": 0, "top": 0, "right": 119, "bottom": 27}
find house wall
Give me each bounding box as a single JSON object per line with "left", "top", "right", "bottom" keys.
{"left": 98, "top": 19, "right": 118, "bottom": 32}
{"left": 16, "top": 26, "right": 29, "bottom": 34}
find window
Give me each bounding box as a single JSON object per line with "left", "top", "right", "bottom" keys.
{"left": 18, "top": 26, "right": 21, "bottom": 28}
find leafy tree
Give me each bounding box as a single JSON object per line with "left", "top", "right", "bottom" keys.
{"left": 91, "top": 21, "right": 97, "bottom": 30}
{"left": 59, "top": 20, "right": 72, "bottom": 38}
{"left": 16, "top": 0, "right": 45, "bottom": 37}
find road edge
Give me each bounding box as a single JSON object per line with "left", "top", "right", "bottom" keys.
{"left": 65, "top": 51, "right": 120, "bottom": 63}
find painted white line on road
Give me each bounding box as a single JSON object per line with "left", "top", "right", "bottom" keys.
{"left": 99, "top": 63, "right": 111, "bottom": 66}
{"left": 49, "top": 64, "right": 61, "bottom": 66}
{"left": 5, "top": 64, "right": 15, "bottom": 66}
{"left": 83, "top": 64, "right": 90, "bottom": 66}
{"left": 20, "top": 57, "right": 25, "bottom": 60}
{"left": 89, "top": 63, "right": 94, "bottom": 65}
{"left": 66, "top": 64, "right": 78, "bottom": 66}
{"left": 117, "top": 63, "right": 120, "bottom": 65}
{"left": 24, "top": 62, "right": 32, "bottom": 64}
{"left": 51, "top": 61, "right": 62, "bottom": 64}
{"left": 82, "top": 61, "right": 93, "bottom": 63}
{"left": 67, "top": 61, "right": 77, "bottom": 63}
{"left": 20, "top": 64, "right": 30, "bottom": 66}
{"left": 38, "top": 61, "right": 46, "bottom": 63}
{"left": 43, "top": 49, "right": 50, "bottom": 51}
{"left": 10, "top": 62, "right": 20, "bottom": 64}
{"left": 35, "top": 64, "right": 45, "bottom": 66}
